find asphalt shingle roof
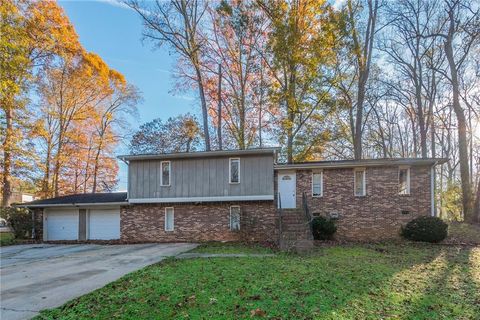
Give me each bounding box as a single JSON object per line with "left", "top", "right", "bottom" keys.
{"left": 18, "top": 192, "right": 127, "bottom": 207}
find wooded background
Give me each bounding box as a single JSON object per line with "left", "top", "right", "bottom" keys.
{"left": 1, "top": 0, "right": 479, "bottom": 222}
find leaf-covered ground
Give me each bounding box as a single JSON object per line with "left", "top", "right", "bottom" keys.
{"left": 37, "top": 243, "right": 480, "bottom": 320}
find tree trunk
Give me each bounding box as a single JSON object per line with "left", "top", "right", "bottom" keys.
{"left": 445, "top": 34, "right": 473, "bottom": 222}
{"left": 194, "top": 65, "right": 210, "bottom": 151}
{"left": 92, "top": 139, "right": 103, "bottom": 194}
{"left": 474, "top": 175, "right": 480, "bottom": 223}
{"left": 217, "top": 64, "right": 222, "bottom": 150}
{"left": 2, "top": 106, "right": 13, "bottom": 207}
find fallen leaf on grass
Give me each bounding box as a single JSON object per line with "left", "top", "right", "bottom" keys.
{"left": 250, "top": 308, "right": 267, "bottom": 317}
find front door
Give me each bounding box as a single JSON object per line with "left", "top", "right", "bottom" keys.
{"left": 278, "top": 172, "right": 296, "bottom": 208}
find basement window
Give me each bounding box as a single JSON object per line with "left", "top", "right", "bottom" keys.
{"left": 354, "top": 169, "right": 366, "bottom": 196}
{"left": 161, "top": 161, "right": 171, "bottom": 186}
{"left": 399, "top": 167, "right": 410, "bottom": 195}
{"left": 165, "top": 207, "right": 174, "bottom": 231}
{"left": 230, "top": 206, "right": 241, "bottom": 231}
{"left": 312, "top": 172, "right": 323, "bottom": 197}
{"left": 229, "top": 158, "right": 240, "bottom": 184}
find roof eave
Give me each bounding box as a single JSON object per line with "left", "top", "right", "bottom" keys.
{"left": 15, "top": 201, "right": 129, "bottom": 208}
{"left": 275, "top": 158, "right": 448, "bottom": 170}
{"left": 118, "top": 148, "right": 280, "bottom": 161}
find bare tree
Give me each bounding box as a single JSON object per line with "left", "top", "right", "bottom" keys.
{"left": 127, "top": 0, "right": 211, "bottom": 150}
{"left": 427, "top": 0, "right": 479, "bottom": 221}
{"left": 345, "top": 0, "right": 380, "bottom": 159}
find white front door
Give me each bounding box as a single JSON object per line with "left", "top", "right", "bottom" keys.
{"left": 88, "top": 209, "right": 120, "bottom": 240}
{"left": 278, "top": 172, "right": 296, "bottom": 208}
{"left": 46, "top": 209, "right": 79, "bottom": 240}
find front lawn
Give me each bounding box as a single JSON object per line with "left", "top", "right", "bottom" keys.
{"left": 190, "top": 241, "right": 275, "bottom": 254}
{"left": 37, "top": 243, "right": 480, "bottom": 320}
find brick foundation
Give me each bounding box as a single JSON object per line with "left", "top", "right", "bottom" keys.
{"left": 293, "top": 165, "right": 432, "bottom": 241}
{"left": 121, "top": 201, "right": 278, "bottom": 243}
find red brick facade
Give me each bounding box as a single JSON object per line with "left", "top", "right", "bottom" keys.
{"left": 292, "top": 165, "right": 432, "bottom": 241}
{"left": 120, "top": 201, "right": 278, "bottom": 243}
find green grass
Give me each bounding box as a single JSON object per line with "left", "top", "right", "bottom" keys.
{"left": 36, "top": 243, "right": 480, "bottom": 320}
{"left": 190, "top": 241, "right": 275, "bottom": 254}
{"left": 0, "top": 232, "right": 15, "bottom": 246}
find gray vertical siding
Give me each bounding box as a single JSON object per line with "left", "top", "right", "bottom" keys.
{"left": 128, "top": 154, "right": 274, "bottom": 199}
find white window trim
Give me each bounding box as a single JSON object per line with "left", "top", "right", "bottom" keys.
{"left": 160, "top": 161, "right": 171, "bottom": 187}
{"left": 354, "top": 168, "right": 366, "bottom": 197}
{"left": 398, "top": 166, "right": 411, "bottom": 195}
{"left": 229, "top": 158, "right": 240, "bottom": 184}
{"left": 312, "top": 171, "right": 323, "bottom": 197}
{"left": 229, "top": 205, "right": 241, "bottom": 231}
{"left": 164, "top": 207, "right": 174, "bottom": 231}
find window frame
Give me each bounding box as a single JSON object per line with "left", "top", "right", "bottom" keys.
{"left": 229, "top": 158, "right": 241, "bottom": 184}
{"left": 398, "top": 166, "right": 411, "bottom": 195}
{"left": 311, "top": 171, "right": 323, "bottom": 197}
{"left": 164, "top": 207, "right": 174, "bottom": 231}
{"left": 354, "top": 168, "right": 366, "bottom": 197}
{"left": 160, "top": 161, "right": 171, "bottom": 187}
{"left": 229, "top": 205, "right": 241, "bottom": 231}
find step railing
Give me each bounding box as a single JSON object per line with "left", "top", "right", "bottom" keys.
{"left": 302, "top": 192, "right": 314, "bottom": 240}
{"left": 277, "top": 192, "right": 283, "bottom": 246}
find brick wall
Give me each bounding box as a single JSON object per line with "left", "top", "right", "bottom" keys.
{"left": 121, "top": 201, "right": 278, "bottom": 243}
{"left": 293, "top": 165, "right": 432, "bottom": 241}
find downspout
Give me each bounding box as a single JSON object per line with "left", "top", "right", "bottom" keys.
{"left": 431, "top": 161, "right": 438, "bottom": 217}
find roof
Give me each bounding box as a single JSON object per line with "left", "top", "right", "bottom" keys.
{"left": 16, "top": 192, "right": 128, "bottom": 208}
{"left": 118, "top": 147, "right": 280, "bottom": 161}
{"left": 275, "top": 158, "right": 448, "bottom": 170}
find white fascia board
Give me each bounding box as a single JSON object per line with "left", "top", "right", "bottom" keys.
{"left": 129, "top": 195, "right": 274, "bottom": 204}
{"left": 16, "top": 202, "right": 128, "bottom": 208}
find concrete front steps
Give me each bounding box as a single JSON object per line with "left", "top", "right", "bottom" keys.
{"left": 279, "top": 209, "right": 314, "bottom": 252}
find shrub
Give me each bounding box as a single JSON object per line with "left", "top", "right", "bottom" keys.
{"left": 0, "top": 207, "right": 33, "bottom": 239}
{"left": 401, "top": 216, "right": 448, "bottom": 243}
{"left": 311, "top": 216, "right": 337, "bottom": 240}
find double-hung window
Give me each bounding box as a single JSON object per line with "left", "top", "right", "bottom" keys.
{"left": 230, "top": 206, "right": 241, "bottom": 231}
{"left": 229, "top": 158, "right": 240, "bottom": 184}
{"left": 312, "top": 172, "right": 323, "bottom": 197}
{"left": 354, "top": 169, "right": 366, "bottom": 196}
{"left": 161, "top": 161, "right": 171, "bottom": 186}
{"left": 165, "top": 207, "right": 174, "bottom": 231}
{"left": 399, "top": 167, "right": 410, "bottom": 195}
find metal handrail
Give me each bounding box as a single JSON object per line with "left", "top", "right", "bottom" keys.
{"left": 302, "top": 192, "right": 314, "bottom": 239}
{"left": 277, "top": 192, "right": 283, "bottom": 246}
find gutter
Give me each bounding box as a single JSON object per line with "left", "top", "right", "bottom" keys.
{"left": 118, "top": 148, "right": 280, "bottom": 161}
{"left": 15, "top": 201, "right": 129, "bottom": 208}
{"left": 275, "top": 159, "right": 447, "bottom": 170}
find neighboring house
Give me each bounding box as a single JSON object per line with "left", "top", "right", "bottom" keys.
{"left": 18, "top": 148, "right": 446, "bottom": 243}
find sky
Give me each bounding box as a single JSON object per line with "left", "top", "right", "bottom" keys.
{"left": 58, "top": 0, "right": 199, "bottom": 191}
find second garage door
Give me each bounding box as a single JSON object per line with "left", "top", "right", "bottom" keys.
{"left": 88, "top": 209, "right": 120, "bottom": 240}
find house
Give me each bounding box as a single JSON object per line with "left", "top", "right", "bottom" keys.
{"left": 19, "top": 148, "right": 446, "bottom": 243}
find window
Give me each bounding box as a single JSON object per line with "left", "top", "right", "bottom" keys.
{"left": 312, "top": 172, "right": 323, "bottom": 197}
{"left": 161, "top": 161, "right": 171, "bottom": 186}
{"left": 229, "top": 158, "right": 240, "bottom": 184}
{"left": 354, "top": 169, "right": 366, "bottom": 196}
{"left": 165, "top": 207, "right": 174, "bottom": 231}
{"left": 399, "top": 167, "right": 410, "bottom": 195}
{"left": 230, "top": 206, "right": 241, "bottom": 231}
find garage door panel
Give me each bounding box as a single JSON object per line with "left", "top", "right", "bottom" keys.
{"left": 89, "top": 209, "right": 120, "bottom": 240}
{"left": 47, "top": 210, "right": 79, "bottom": 240}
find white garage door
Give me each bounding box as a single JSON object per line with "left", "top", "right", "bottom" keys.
{"left": 88, "top": 209, "right": 120, "bottom": 240}
{"left": 46, "top": 210, "right": 79, "bottom": 240}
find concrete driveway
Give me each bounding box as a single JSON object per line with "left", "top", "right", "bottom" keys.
{"left": 0, "top": 243, "right": 197, "bottom": 320}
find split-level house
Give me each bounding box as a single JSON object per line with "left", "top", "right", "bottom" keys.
{"left": 20, "top": 148, "right": 446, "bottom": 244}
